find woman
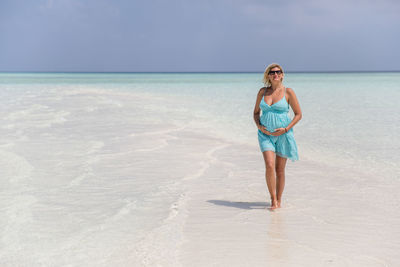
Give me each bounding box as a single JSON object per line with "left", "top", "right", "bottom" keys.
{"left": 253, "top": 63, "right": 302, "bottom": 209}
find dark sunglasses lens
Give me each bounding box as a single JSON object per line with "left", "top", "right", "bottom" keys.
{"left": 269, "top": 70, "right": 282, "bottom": 75}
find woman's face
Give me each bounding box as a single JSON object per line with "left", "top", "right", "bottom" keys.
{"left": 269, "top": 67, "right": 283, "bottom": 83}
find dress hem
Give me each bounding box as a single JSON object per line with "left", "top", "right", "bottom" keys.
{"left": 259, "top": 148, "right": 299, "bottom": 162}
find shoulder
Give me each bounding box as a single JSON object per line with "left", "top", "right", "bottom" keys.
{"left": 286, "top": 87, "right": 296, "bottom": 96}
{"left": 258, "top": 87, "right": 267, "bottom": 96}
{"left": 259, "top": 86, "right": 267, "bottom": 93}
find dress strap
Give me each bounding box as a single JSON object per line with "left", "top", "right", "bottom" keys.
{"left": 284, "top": 87, "right": 289, "bottom": 106}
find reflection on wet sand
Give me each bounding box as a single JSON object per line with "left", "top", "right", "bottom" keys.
{"left": 266, "top": 211, "right": 288, "bottom": 262}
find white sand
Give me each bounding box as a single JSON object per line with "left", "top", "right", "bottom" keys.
{"left": 136, "top": 131, "right": 399, "bottom": 266}
{"left": 1, "top": 86, "right": 399, "bottom": 266}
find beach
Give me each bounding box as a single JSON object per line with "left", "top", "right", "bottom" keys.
{"left": 0, "top": 73, "right": 399, "bottom": 266}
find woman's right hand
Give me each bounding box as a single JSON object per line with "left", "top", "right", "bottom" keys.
{"left": 258, "top": 125, "right": 272, "bottom": 135}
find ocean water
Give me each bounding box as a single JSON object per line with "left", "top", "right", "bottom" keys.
{"left": 4, "top": 71, "right": 396, "bottom": 176}
{"left": 0, "top": 72, "right": 399, "bottom": 265}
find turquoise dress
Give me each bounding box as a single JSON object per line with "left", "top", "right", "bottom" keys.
{"left": 258, "top": 87, "right": 299, "bottom": 161}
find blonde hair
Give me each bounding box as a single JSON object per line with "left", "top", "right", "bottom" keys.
{"left": 263, "top": 63, "right": 284, "bottom": 87}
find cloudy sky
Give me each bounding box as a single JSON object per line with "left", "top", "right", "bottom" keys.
{"left": 1, "top": 0, "right": 399, "bottom": 72}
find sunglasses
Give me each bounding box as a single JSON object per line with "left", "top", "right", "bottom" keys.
{"left": 268, "top": 70, "right": 282, "bottom": 75}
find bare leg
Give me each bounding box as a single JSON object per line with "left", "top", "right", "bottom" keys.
{"left": 262, "top": 151, "right": 278, "bottom": 209}
{"left": 275, "top": 155, "right": 287, "bottom": 208}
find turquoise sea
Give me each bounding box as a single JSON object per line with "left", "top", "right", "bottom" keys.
{"left": 1, "top": 72, "right": 398, "bottom": 178}
{"left": 0, "top": 72, "right": 399, "bottom": 266}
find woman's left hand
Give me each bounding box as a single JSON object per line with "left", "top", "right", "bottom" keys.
{"left": 270, "top": 127, "right": 286, "bottom": 136}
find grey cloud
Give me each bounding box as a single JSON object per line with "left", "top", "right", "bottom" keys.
{"left": 0, "top": 0, "right": 399, "bottom": 71}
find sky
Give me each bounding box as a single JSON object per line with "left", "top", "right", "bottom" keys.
{"left": 1, "top": 0, "right": 400, "bottom": 72}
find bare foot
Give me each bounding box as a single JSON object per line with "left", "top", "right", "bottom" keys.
{"left": 269, "top": 199, "right": 278, "bottom": 210}
{"left": 269, "top": 204, "right": 278, "bottom": 210}
{"left": 277, "top": 200, "right": 281, "bottom": 208}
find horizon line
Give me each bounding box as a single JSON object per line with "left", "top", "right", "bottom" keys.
{"left": 1, "top": 70, "right": 400, "bottom": 74}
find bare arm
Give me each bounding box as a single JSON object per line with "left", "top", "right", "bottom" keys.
{"left": 285, "top": 87, "right": 302, "bottom": 131}
{"left": 253, "top": 88, "right": 272, "bottom": 135}
{"left": 253, "top": 88, "right": 264, "bottom": 129}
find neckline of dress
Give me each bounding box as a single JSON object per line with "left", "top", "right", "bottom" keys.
{"left": 263, "top": 87, "right": 286, "bottom": 107}
{"left": 262, "top": 95, "right": 286, "bottom": 107}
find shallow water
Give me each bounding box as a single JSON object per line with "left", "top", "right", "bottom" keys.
{"left": 2, "top": 72, "right": 399, "bottom": 178}
{"left": 0, "top": 72, "right": 399, "bottom": 266}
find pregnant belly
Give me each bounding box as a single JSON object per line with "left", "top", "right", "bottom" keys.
{"left": 261, "top": 114, "right": 290, "bottom": 132}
